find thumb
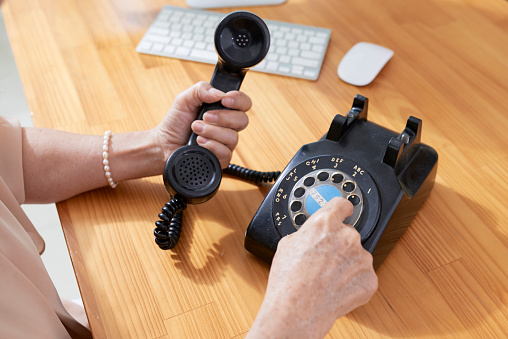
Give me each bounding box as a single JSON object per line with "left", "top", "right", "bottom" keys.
{"left": 173, "top": 81, "right": 226, "bottom": 113}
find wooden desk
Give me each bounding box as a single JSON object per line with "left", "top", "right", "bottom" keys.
{"left": 4, "top": 0, "right": 508, "bottom": 337}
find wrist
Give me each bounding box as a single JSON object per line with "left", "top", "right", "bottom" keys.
{"left": 149, "top": 127, "right": 169, "bottom": 174}
{"left": 247, "top": 298, "right": 329, "bottom": 339}
{"left": 107, "top": 129, "right": 165, "bottom": 182}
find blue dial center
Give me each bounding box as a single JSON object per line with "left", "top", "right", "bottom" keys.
{"left": 305, "top": 185, "right": 343, "bottom": 216}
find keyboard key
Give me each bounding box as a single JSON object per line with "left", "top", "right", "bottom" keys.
{"left": 146, "top": 36, "right": 171, "bottom": 44}
{"left": 279, "top": 65, "right": 291, "bottom": 73}
{"left": 276, "top": 47, "right": 288, "bottom": 55}
{"left": 266, "top": 53, "right": 278, "bottom": 61}
{"left": 292, "top": 66, "right": 304, "bottom": 75}
{"left": 288, "top": 49, "right": 300, "bottom": 57}
{"left": 275, "top": 39, "right": 287, "bottom": 47}
{"left": 285, "top": 33, "right": 296, "bottom": 41}
{"left": 149, "top": 27, "right": 170, "bottom": 35}
{"left": 309, "top": 36, "right": 327, "bottom": 44}
{"left": 304, "top": 70, "right": 317, "bottom": 78}
{"left": 163, "top": 45, "right": 176, "bottom": 54}
{"left": 288, "top": 41, "right": 299, "bottom": 49}
{"left": 138, "top": 41, "right": 152, "bottom": 50}
{"left": 273, "top": 31, "right": 284, "bottom": 39}
{"left": 159, "top": 11, "right": 170, "bottom": 20}
{"left": 195, "top": 42, "right": 206, "bottom": 49}
{"left": 301, "top": 51, "right": 321, "bottom": 59}
{"left": 297, "top": 35, "right": 308, "bottom": 43}
{"left": 190, "top": 49, "right": 217, "bottom": 62}
{"left": 153, "top": 44, "right": 164, "bottom": 52}
{"left": 300, "top": 43, "right": 311, "bottom": 51}
{"left": 292, "top": 57, "right": 319, "bottom": 68}
{"left": 312, "top": 45, "right": 325, "bottom": 53}
{"left": 279, "top": 55, "right": 291, "bottom": 63}
{"left": 175, "top": 47, "right": 190, "bottom": 57}
{"left": 266, "top": 61, "right": 279, "bottom": 71}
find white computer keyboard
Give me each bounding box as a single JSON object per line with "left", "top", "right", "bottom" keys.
{"left": 136, "top": 5, "right": 331, "bottom": 80}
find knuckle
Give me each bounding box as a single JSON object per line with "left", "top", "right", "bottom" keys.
{"left": 243, "top": 114, "right": 250, "bottom": 128}
{"left": 369, "top": 273, "right": 379, "bottom": 293}
{"left": 174, "top": 91, "right": 185, "bottom": 103}
{"left": 196, "top": 81, "right": 211, "bottom": 98}
{"left": 221, "top": 147, "right": 232, "bottom": 164}
{"left": 196, "top": 81, "right": 209, "bottom": 89}
{"left": 277, "top": 234, "right": 290, "bottom": 247}
{"left": 230, "top": 132, "right": 239, "bottom": 148}
{"left": 364, "top": 273, "right": 379, "bottom": 297}
{"left": 342, "top": 225, "right": 361, "bottom": 242}
{"left": 307, "top": 213, "right": 328, "bottom": 230}
{"left": 235, "top": 112, "right": 249, "bottom": 131}
{"left": 364, "top": 250, "right": 374, "bottom": 266}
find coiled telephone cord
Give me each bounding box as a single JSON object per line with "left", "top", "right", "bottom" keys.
{"left": 154, "top": 196, "right": 186, "bottom": 250}
{"left": 153, "top": 164, "right": 281, "bottom": 250}
{"left": 224, "top": 164, "right": 281, "bottom": 183}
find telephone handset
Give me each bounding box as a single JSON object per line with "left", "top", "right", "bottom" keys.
{"left": 245, "top": 95, "right": 438, "bottom": 269}
{"left": 154, "top": 11, "right": 270, "bottom": 250}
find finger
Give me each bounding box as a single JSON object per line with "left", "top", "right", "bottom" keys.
{"left": 191, "top": 121, "right": 239, "bottom": 151}
{"left": 173, "top": 81, "right": 226, "bottom": 113}
{"left": 303, "top": 197, "right": 353, "bottom": 229}
{"left": 324, "top": 197, "right": 354, "bottom": 221}
{"left": 202, "top": 110, "right": 249, "bottom": 131}
{"left": 221, "top": 90, "right": 253, "bottom": 112}
{"left": 196, "top": 136, "right": 232, "bottom": 168}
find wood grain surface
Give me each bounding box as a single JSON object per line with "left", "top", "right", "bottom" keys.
{"left": 3, "top": 0, "right": 508, "bottom": 337}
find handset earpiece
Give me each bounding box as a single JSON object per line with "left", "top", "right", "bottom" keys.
{"left": 164, "top": 11, "right": 270, "bottom": 204}
{"left": 187, "top": 11, "right": 270, "bottom": 145}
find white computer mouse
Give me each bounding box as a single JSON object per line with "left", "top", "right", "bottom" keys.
{"left": 338, "top": 42, "right": 394, "bottom": 86}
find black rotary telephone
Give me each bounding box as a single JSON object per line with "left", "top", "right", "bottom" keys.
{"left": 154, "top": 11, "right": 438, "bottom": 271}
{"left": 245, "top": 95, "right": 438, "bottom": 269}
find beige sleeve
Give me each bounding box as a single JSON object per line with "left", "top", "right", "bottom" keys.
{"left": 0, "top": 116, "right": 25, "bottom": 204}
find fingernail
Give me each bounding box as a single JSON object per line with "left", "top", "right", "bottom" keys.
{"left": 197, "top": 136, "right": 209, "bottom": 145}
{"left": 193, "top": 121, "right": 204, "bottom": 132}
{"left": 203, "top": 112, "right": 218, "bottom": 123}
{"left": 209, "top": 88, "right": 225, "bottom": 97}
{"left": 222, "top": 97, "right": 235, "bottom": 107}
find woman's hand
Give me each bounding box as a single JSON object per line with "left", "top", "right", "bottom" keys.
{"left": 153, "top": 81, "right": 251, "bottom": 169}
{"left": 247, "top": 197, "right": 378, "bottom": 339}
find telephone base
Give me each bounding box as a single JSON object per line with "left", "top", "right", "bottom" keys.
{"left": 244, "top": 95, "right": 438, "bottom": 269}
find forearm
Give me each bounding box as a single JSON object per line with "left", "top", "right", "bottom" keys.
{"left": 22, "top": 127, "right": 165, "bottom": 203}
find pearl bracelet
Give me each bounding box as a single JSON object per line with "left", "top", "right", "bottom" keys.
{"left": 102, "top": 130, "right": 118, "bottom": 188}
